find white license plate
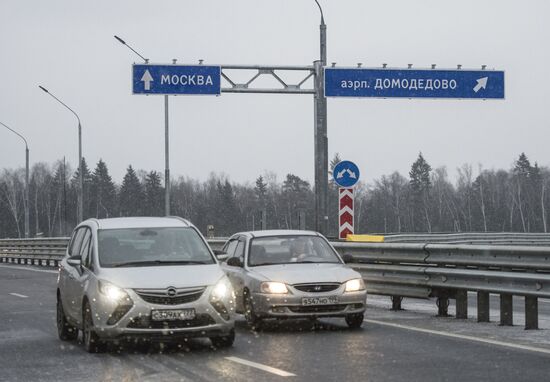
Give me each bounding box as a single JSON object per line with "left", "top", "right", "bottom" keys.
{"left": 302, "top": 296, "right": 339, "bottom": 306}
{"left": 151, "top": 309, "right": 196, "bottom": 321}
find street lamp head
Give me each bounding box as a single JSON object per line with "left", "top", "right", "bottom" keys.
{"left": 38, "top": 85, "right": 49, "bottom": 93}
{"left": 313, "top": 0, "right": 325, "bottom": 24}
{"left": 114, "top": 35, "right": 126, "bottom": 45}
{"left": 113, "top": 35, "right": 148, "bottom": 63}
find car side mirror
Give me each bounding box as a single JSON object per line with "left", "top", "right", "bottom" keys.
{"left": 67, "top": 255, "right": 82, "bottom": 267}
{"left": 227, "top": 257, "right": 243, "bottom": 267}
{"left": 216, "top": 253, "right": 229, "bottom": 262}
{"left": 342, "top": 254, "right": 354, "bottom": 264}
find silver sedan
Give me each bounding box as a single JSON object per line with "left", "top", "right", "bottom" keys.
{"left": 219, "top": 230, "right": 366, "bottom": 329}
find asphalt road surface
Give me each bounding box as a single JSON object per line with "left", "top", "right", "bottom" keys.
{"left": 1, "top": 264, "right": 550, "bottom": 382}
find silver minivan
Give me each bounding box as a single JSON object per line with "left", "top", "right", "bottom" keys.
{"left": 56, "top": 217, "right": 235, "bottom": 352}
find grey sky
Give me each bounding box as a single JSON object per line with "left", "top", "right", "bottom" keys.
{"left": 0, "top": 0, "right": 548, "bottom": 185}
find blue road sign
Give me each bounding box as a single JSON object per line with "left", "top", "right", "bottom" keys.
{"left": 325, "top": 68, "right": 504, "bottom": 99}
{"left": 132, "top": 64, "right": 221, "bottom": 95}
{"left": 333, "top": 161, "right": 360, "bottom": 188}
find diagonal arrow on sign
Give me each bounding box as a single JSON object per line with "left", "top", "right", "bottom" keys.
{"left": 473, "top": 77, "right": 488, "bottom": 93}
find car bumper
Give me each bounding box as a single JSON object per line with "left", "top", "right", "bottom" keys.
{"left": 89, "top": 289, "right": 235, "bottom": 340}
{"left": 250, "top": 290, "right": 367, "bottom": 318}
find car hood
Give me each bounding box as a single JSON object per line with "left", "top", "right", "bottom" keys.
{"left": 97, "top": 264, "right": 225, "bottom": 289}
{"left": 250, "top": 263, "right": 360, "bottom": 284}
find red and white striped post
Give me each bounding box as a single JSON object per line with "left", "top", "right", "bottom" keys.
{"left": 339, "top": 188, "right": 354, "bottom": 239}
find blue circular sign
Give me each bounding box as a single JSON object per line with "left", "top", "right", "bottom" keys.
{"left": 333, "top": 160, "right": 360, "bottom": 188}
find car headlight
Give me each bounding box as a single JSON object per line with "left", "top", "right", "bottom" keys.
{"left": 98, "top": 280, "right": 129, "bottom": 302}
{"left": 260, "top": 281, "right": 288, "bottom": 294}
{"left": 211, "top": 277, "right": 234, "bottom": 301}
{"left": 345, "top": 278, "right": 366, "bottom": 292}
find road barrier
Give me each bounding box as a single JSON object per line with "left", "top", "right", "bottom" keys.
{"left": 334, "top": 242, "right": 550, "bottom": 329}
{"left": 2, "top": 236, "right": 549, "bottom": 330}
{"left": 380, "top": 232, "right": 550, "bottom": 246}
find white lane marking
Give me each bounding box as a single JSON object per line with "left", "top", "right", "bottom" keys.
{"left": 0, "top": 264, "right": 57, "bottom": 274}
{"left": 364, "top": 319, "right": 550, "bottom": 356}
{"left": 225, "top": 357, "right": 296, "bottom": 377}
{"left": 9, "top": 293, "right": 28, "bottom": 298}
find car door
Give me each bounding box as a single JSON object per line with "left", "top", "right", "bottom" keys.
{"left": 64, "top": 227, "right": 92, "bottom": 324}
{"left": 225, "top": 238, "right": 248, "bottom": 312}
{"left": 61, "top": 227, "right": 86, "bottom": 321}
{"left": 221, "top": 238, "right": 238, "bottom": 278}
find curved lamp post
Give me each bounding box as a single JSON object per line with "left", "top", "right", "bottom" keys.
{"left": 0, "top": 121, "right": 30, "bottom": 237}
{"left": 38, "top": 86, "right": 83, "bottom": 223}
{"left": 114, "top": 35, "right": 172, "bottom": 217}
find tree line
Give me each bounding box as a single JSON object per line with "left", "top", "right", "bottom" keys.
{"left": 0, "top": 153, "right": 548, "bottom": 238}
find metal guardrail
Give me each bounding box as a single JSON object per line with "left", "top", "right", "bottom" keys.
{"left": 333, "top": 242, "right": 550, "bottom": 329}
{"left": 2, "top": 237, "right": 549, "bottom": 329}
{"left": 382, "top": 232, "right": 550, "bottom": 246}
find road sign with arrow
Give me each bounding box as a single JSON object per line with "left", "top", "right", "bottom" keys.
{"left": 333, "top": 160, "right": 360, "bottom": 188}
{"left": 325, "top": 68, "right": 504, "bottom": 99}
{"left": 132, "top": 64, "right": 221, "bottom": 95}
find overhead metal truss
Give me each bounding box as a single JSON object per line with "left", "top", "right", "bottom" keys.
{"left": 221, "top": 65, "right": 315, "bottom": 94}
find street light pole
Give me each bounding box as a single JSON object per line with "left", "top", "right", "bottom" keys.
{"left": 114, "top": 35, "right": 171, "bottom": 216}
{"left": 38, "top": 86, "right": 84, "bottom": 223}
{"left": 0, "top": 121, "right": 30, "bottom": 238}
{"left": 313, "top": 0, "right": 329, "bottom": 235}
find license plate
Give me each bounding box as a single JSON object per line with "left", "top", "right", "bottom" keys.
{"left": 151, "top": 309, "right": 196, "bottom": 321}
{"left": 302, "top": 296, "right": 339, "bottom": 306}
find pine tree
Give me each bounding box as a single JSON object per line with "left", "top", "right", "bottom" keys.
{"left": 71, "top": 157, "right": 93, "bottom": 220}
{"left": 255, "top": 176, "right": 267, "bottom": 202}
{"left": 90, "top": 160, "right": 117, "bottom": 219}
{"left": 144, "top": 171, "right": 164, "bottom": 216}
{"left": 409, "top": 153, "right": 432, "bottom": 232}
{"left": 409, "top": 153, "right": 432, "bottom": 193}
{"left": 119, "top": 165, "right": 144, "bottom": 217}
{"left": 282, "top": 174, "right": 311, "bottom": 229}
{"left": 215, "top": 180, "right": 239, "bottom": 235}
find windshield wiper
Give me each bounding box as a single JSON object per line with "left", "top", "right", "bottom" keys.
{"left": 110, "top": 260, "right": 211, "bottom": 267}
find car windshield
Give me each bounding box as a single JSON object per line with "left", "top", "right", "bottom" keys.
{"left": 98, "top": 227, "right": 215, "bottom": 267}
{"left": 248, "top": 235, "right": 342, "bottom": 266}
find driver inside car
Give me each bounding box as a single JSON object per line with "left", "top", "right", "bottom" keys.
{"left": 289, "top": 238, "right": 310, "bottom": 262}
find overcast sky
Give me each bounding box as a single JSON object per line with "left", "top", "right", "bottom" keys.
{"left": 0, "top": 0, "right": 548, "bottom": 185}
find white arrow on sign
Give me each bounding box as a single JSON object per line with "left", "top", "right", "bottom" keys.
{"left": 346, "top": 169, "right": 357, "bottom": 179}
{"left": 473, "top": 77, "right": 488, "bottom": 93}
{"left": 336, "top": 169, "right": 346, "bottom": 179}
{"left": 141, "top": 70, "right": 154, "bottom": 90}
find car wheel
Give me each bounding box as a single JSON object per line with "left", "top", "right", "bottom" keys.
{"left": 82, "top": 302, "right": 106, "bottom": 353}
{"left": 210, "top": 329, "right": 235, "bottom": 348}
{"left": 243, "top": 290, "right": 262, "bottom": 330}
{"left": 57, "top": 297, "right": 78, "bottom": 341}
{"left": 345, "top": 313, "right": 364, "bottom": 329}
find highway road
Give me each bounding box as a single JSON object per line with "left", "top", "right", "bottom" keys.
{"left": 1, "top": 264, "right": 550, "bottom": 382}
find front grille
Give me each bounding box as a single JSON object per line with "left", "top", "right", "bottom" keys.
{"left": 288, "top": 304, "right": 346, "bottom": 313}
{"left": 134, "top": 287, "right": 205, "bottom": 305}
{"left": 293, "top": 283, "right": 340, "bottom": 293}
{"left": 127, "top": 314, "right": 215, "bottom": 329}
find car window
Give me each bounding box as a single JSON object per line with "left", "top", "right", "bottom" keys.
{"left": 79, "top": 229, "right": 92, "bottom": 265}
{"left": 98, "top": 227, "right": 215, "bottom": 267}
{"left": 68, "top": 228, "right": 85, "bottom": 257}
{"left": 81, "top": 230, "right": 94, "bottom": 270}
{"left": 223, "top": 240, "right": 238, "bottom": 256}
{"left": 234, "top": 240, "right": 246, "bottom": 262}
{"left": 248, "top": 235, "right": 342, "bottom": 266}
